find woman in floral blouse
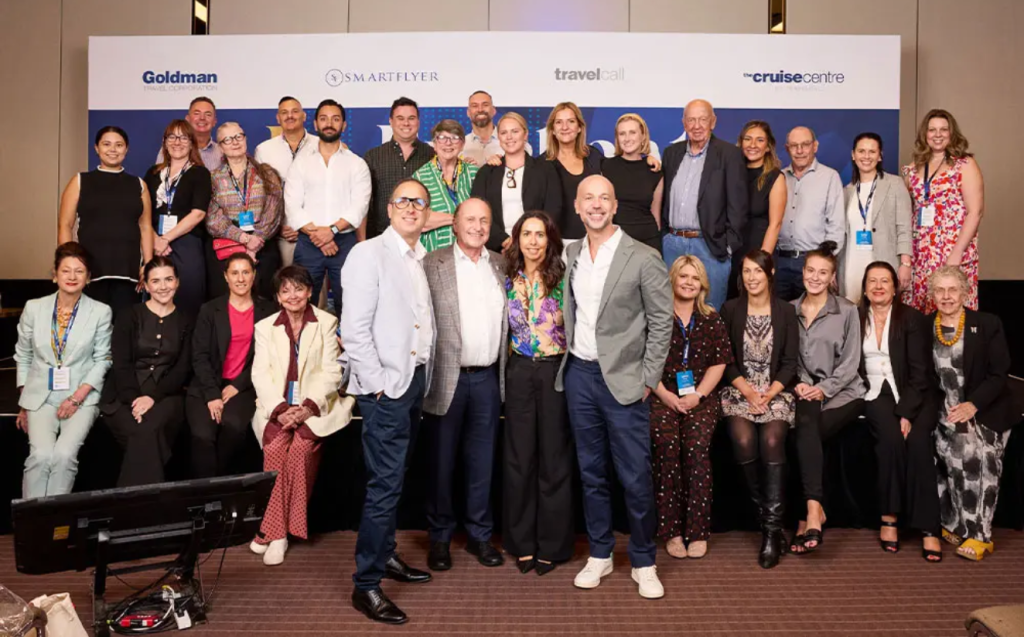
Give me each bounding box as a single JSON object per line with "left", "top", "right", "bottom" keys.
{"left": 501, "top": 210, "right": 573, "bottom": 576}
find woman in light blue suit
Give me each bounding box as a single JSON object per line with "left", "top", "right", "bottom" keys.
{"left": 15, "top": 242, "right": 113, "bottom": 498}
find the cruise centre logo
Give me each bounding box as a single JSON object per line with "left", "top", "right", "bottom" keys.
{"left": 142, "top": 70, "right": 218, "bottom": 91}
{"left": 743, "top": 70, "right": 845, "bottom": 84}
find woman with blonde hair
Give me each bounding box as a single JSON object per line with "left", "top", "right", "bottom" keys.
{"left": 603, "top": 113, "right": 664, "bottom": 251}
{"left": 650, "top": 255, "right": 731, "bottom": 559}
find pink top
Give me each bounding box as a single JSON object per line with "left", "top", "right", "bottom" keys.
{"left": 223, "top": 303, "right": 255, "bottom": 380}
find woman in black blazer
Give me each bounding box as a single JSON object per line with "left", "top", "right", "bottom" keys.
{"left": 858, "top": 261, "right": 941, "bottom": 561}
{"left": 101, "top": 256, "right": 194, "bottom": 487}
{"left": 187, "top": 253, "right": 278, "bottom": 478}
{"left": 929, "top": 266, "right": 1017, "bottom": 561}
{"left": 470, "top": 112, "right": 562, "bottom": 253}
{"left": 719, "top": 250, "right": 799, "bottom": 569}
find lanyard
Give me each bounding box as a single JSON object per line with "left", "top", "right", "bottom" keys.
{"left": 676, "top": 315, "right": 696, "bottom": 369}
{"left": 436, "top": 157, "right": 462, "bottom": 208}
{"left": 228, "top": 162, "right": 255, "bottom": 210}
{"left": 923, "top": 160, "right": 942, "bottom": 202}
{"left": 291, "top": 133, "right": 310, "bottom": 160}
{"left": 855, "top": 174, "right": 879, "bottom": 226}
{"left": 163, "top": 162, "right": 190, "bottom": 209}
{"left": 51, "top": 297, "right": 81, "bottom": 367}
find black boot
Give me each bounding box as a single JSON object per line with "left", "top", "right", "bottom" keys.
{"left": 739, "top": 460, "right": 763, "bottom": 518}
{"left": 759, "top": 463, "right": 786, "bottom": 569}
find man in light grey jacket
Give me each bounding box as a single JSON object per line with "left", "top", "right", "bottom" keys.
{"left": 555, "top": 175, "right": 673, "bottom": 599}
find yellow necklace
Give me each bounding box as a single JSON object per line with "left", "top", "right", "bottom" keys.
{"left": 935, "top": 310, "right": 965, "bottom": 347}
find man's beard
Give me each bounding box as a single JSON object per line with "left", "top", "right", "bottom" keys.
{"left": 319, "top": 129, "right": 341, "bottom": 143}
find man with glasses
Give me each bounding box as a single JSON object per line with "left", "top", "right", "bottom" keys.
{"left": 284, "top": 99, "right": 370, "bottom": 315}
{"left": 156, "top": 96, "right": 222, "bottom": 170}
{"left": 342, "top": 179, "right": 436, "bottom": 625}
{"left": 660, "top": 99, "right": 748, "bottom": 310}
{"left": 775, "top": 126, "right": 845, "bottom": 300}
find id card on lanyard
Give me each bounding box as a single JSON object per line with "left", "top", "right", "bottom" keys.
{"left": 675, "top": 315, "right": 697, "bottom": 396}
{"left": 229, "top": 163, "right": 256, "bottom": 231}
{"left": 49, "top": 298, "right": 80, "bottom": 391}
{"left": 855, "top": 175, "right": 878, "bottom": 251}
{"left": 287, "top": 332, "right": 301, "bottom": 405}
{"left": 919, "top": 162, "right": 940, "bottom": 227}
{"left": 160, "top": 163, "right": 189, "bottom": 235}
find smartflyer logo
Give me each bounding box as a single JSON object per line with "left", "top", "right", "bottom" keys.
{"left": 554, "top": 67, "right": 625, "bottom": 82}
{"left": 325, "top": 69, "right": 440, "bottom": 86}
{"left": 743, "top": 70, "right": 845, "bottom": 85}
{"left": 142, "top": 70, "right": 218, "bottom": 92}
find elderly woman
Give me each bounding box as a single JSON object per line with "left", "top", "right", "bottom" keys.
{"left": 249, "top": 265, "right": 354, "bottom": 566}
{"left": 929, "top": 266, "right": 1015, "bottom": 561}
{"left": 15, "top": 242, "right": 112, "bottom": 498}
{"left": 206, "top": 121, "right": 284, "bottom": 300}
{"left": 412, "top": 119, "right": 479, "bottom": 252}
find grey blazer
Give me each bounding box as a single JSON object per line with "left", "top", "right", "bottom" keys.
{"left": 840, "top": 172, "right": 912, "bottom": 294}
{"left": 555, "top": 231, "right": 673, "bottom": 405}
{"left": 422, "top": 245, "right": 508, "bottom": 415}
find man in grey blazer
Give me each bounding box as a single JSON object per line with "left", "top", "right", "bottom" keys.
{"left": 421, "top": 198, "right": 507, "bottom": 571}
{"left": 556, "top": 175, "right": 673, "bottom": 599}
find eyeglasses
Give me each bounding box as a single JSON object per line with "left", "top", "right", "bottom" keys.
{"left": 434, "top": 135, "right": 463, "bottom": 145}
{"left": 684, "top": 117, "right": 712, "bottom": 126}
{"left": 165, "top": 134, "right": 190, "bottom": 143}
{"left": 391, "top": 197, "right": 428, "bottom": 211}
{"left": 787, "top": 141, "right": 815, "bottom": 151}
{"left": 219, "top": 133, "right": 246, "bottom": 145}
{"left": 506, "top": 169, "right": 517, "bottom": 189}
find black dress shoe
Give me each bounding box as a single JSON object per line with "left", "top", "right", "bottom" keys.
{"left": 352, "top": 588, "right": 407, "bottom": 625}
{"left": 428, "top": 542, "right": 452, "bottom": 571}
{"left": 384, "top": 555, "right": 432, "bottom": 584}
{"left": 516, "top": 557, "right": 536, "bottom": 574}
{"left": 465, "top": 540, "right": 504, "bottom": 567}
{"left": 535, "top": 560, "right": 557, "bottom": 576}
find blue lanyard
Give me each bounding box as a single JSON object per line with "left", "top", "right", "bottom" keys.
{"left": 163, "top": 163, "right": 190, "bottom": 209}
{"left": 228, "top": 162, "right": 252, "bottom": 209}
{"left": 923, "top": 160, "right": 941, "bottom": 202}
{"left": 50, "top": 298, "right": 81, "bottom": 367}
{"left": 855, "top": 174, "right": 879, "bottom": 226}
{"left": 676, "top": 315, "right": 696, "bottom": 369}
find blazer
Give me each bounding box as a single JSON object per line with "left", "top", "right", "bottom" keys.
{"left": 929, "top": 309, "right": 1018, "bottom": 433}
{"left": 555, "top": 231, "right": 674, "bottom": 405}
{"left": 720, "top": 296, "right": 799, "bottom": 390}
{"left": 422, "top": 246, "right": 508, "bottom": 415}
{"left": 660, "top": 135, "right": 748, "bottom": 259}
{"left": 251, "top": 305, "right": 354, "bottom": 444}
{"left": 15, "top": 293, "right": 113, "bottom": 411}
{"left": 188, "top": 295, "right": 279, "bottom": 402}
{"left": 471, "top": 154, "right": 563, "bottom": 253}
{"left": 858, "top": 305, "right": 936, "bottom": 422}
{"left": 101, "top": 303, "right": 195, "bottom": 409}
{"left": 340, "top": 226, "right": 437, "bottom": 398}
{"left": 839, "top": 172, "right": 912, "bottom": 294}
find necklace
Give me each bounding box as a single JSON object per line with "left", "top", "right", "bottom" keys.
{"left": 935, "top": 309, "right": 965, "bottom": 347}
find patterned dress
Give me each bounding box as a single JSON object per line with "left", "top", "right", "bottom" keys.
{"left": 901, "top": 159, "right": 979, "bottom": 313}
{"left": 720, "top": 315, "right": 796, "bottom": 425}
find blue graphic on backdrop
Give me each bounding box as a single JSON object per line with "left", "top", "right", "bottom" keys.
{"left": 90, "top": 107, "right": 898, "bottom": 184}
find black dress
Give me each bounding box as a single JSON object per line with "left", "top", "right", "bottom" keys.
{"left": 729, "top": 166, "right": 781, "bottom": 299}
{"left": 550, "top": 145, "right": 603, "bottom": 242}
{"left": 603, "top": 156, "right": 662, "bottom": 252}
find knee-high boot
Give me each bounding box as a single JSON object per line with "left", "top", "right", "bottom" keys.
{"left": 759, "top": 462, "right": 786, "bottom": 569}
{"left": 739, "top": 460, "right": 762, "bottom": 514}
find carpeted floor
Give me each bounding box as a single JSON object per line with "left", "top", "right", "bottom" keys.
{"left": 2, "top": 529, "right": 1023, "bottom": 636}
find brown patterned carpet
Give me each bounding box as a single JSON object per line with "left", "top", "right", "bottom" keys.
{"left": 2, "top": 528, "right": 1023, "bottom": 636}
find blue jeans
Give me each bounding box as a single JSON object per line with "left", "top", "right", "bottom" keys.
{"left": 564, "top": 356, "right": 657, "bottom": 568}
{"left": 662, "top": 233, "right": 731, "bottom": 310}
{"left": 353, "top": 366, "right": 426, "bottom": 591}
{"left": 293, "top": 232, "right": 357, "bottom": 315}
{"left": 774, "top": 253, "right": 806, "bottom": 302}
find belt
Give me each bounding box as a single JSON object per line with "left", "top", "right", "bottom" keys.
{"left": 776, "top": 249, "right": 807, "bottom": 259}
{"left": 669, "top": 228, "right": 701, "bottom": 238}
{"left": 460, "top": 363, "right": 496, "bottom": 374}
{"left": 511, "top": 352, "right": 564, "bottom": 363}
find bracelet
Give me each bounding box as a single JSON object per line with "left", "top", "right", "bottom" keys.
{"left": 68, "top": 396, "right": 83, "bottom": 407}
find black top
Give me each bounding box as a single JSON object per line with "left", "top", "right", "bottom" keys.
{"left": 136, "top": 306, "right": 181, "bottom": 386}
{"left": 550, "top": 145, "right": 604, "bottom": 241}
{"left": 744, "top": 166, "right": 781, "bottom": 251}
{"left": 721, "top": 296, "right": 799, "bottom": 389}
{"left": 471, "top": 154, "right": 563, "bottom": 253}
{"left": 144, "top": 163, "right": 212, "bottom": 240}
{"left": 77, "top": 169, "right": 144, "bottom": 280}
{"left": 858, "top": 305, "right": 937, "bottom": 422}
{"left": 363, "top": 139, "right": 436, "bottom": 239}
{"left": 189, "top": 295, "right": 278, "bottom": 402}
{"left": 603, "top": 156, "right": 662, "bottom": 245}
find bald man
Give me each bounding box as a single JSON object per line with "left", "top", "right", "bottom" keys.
{"left": 661, "top": 99, "right": 748, "bottom": 309}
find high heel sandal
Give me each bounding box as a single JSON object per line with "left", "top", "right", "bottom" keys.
{"left": 879, "top": 520, "right": 899, "bottom": 554}
{"left": 921, "top": 531, "right": 942, "bottom": 562}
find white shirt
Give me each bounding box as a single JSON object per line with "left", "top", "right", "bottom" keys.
{"left": 390, "top": 227, "right": 433, "bottom": 366}
{"left": 284, "top": 142, "right": 371, "bottom": 233}
{"left": 253, "top": 131, "right": 319, "bottom": 185}
{"left": 462, "top": 131, "right": 503, "bottom": 167}
{"left": 571, "top": 227, "right": 624, "bottom": 362}
{"left": 454, "top": 244, "right": 504, "bottom": 367}
{"left": 501, "top": 166, "right": 526, "bottom": 238}
{"left": 863, "top": 305, "right": 899, "bottom": 402}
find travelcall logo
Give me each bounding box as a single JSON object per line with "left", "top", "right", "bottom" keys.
{"left": 325, "top": 69, "right": 440, "bottom": 86}
{"left": 142, "top": 70, "right": 219, "bottom": 92}
{"left": 554, "top": 67, "right": 625, "bottom": 82}
{"left": 743, "top": 70, "right": 845, "bottom": 85}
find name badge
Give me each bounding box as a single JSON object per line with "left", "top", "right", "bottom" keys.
{"left": 287, "top": 381, "right": 300, "bottom": 406}
{"left": 238, "top": 211, "right": 255, "bottom": 232}
{"left": 918, "top": 205, "right": 936, "bottom": 228}
{"left": 49, "top": 367, "right": 71, "bottom": 391}
{"left": 676, "top": 371, "right": 696, "bottom": 396}
{"left": 158, "top": 215, "right": 179, "bottom": 235}
{"left": 855, "top": 230, "right": 873, "bottom": 251}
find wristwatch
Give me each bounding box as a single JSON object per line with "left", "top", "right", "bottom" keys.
{"left": 330, "top": 224, "right": 340, "bottom": 235}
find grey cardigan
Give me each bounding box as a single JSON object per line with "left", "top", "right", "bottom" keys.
{"left": 840, "top": 172, "right": 912, "bottom": 295}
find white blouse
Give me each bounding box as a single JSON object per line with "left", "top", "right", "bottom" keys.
{"left": 863, "top": 305, "right": 899, "bottom": 402}
{"left": 501, "top": 166, "right": 526, "bottom": 238}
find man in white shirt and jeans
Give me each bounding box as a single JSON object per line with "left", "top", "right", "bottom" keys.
{"left": 285, "top": 99, "right": 370, "bottom": 315}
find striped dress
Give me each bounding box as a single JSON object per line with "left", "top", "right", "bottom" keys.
{"left": 413, "top": 157, "right": 479, "bottom": 252}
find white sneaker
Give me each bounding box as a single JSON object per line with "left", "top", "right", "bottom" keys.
{"left": 631, "top": 565, "right": 665, "bottom": 599}
{"left": 263, "top": 538, "right": 288, "bottom": 566}
{"left": 573, "top": 557, "right": 614, "bottom": 589}
{"left": 250, "top": 539, "right": 268, "bottom": 555}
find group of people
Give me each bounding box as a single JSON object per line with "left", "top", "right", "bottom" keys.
{"left": 14, "top": 90, "right": 1013, "bottom": 626}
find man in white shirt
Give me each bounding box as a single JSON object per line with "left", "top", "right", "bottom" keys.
{"left": 420, "top": 198, "right": 507, "bottom": 572}
{"left": 285, "top": 99, "right": 370, "bottom": 315}
{"left": 556, "top": 175, "right": 673, "bottom": 600}
{"left": 342, "top": 179, "right": 435, "bottom": 625}
{"left": 254, "top": 96, "right": 319, "bottom": 267}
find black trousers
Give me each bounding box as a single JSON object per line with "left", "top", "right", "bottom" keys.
{"left": 169, "top": 234, "right": 206, "bottom": 318}
{"left": 503, "top": 354, "right": 574, "bottom": 562}
{"left": 795, "top": 397, "right": 865, "bottom": 503}
{"left": 103, "top": 381, "right": 185, "bottom": 487}
{"left": 185, "top": 386, "right": 257, "bottom": 479}
{"left": 206, "top": 240, "right": 282, "bottom": 303}
{"left": 863, "top": 382, "right": 941, "bottom": 534}
{"left": 85, "top": 279, "right": 140, "bottom": 320}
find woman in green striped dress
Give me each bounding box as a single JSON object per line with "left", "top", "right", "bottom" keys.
{"left": 413, "top": 119, "right": 479, "bottom": 252}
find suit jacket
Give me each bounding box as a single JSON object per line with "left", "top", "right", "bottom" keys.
{"left": 251, "top": 305, "right": 354, "bottom": 445}
{"left": 340, "top": 226, "right": 437, "bottom": 398}
{"left": 555, "top": 231, "right": 674, "bottom": 405}
{"left": 660, "top": 135, "right": 748, "bottom": 259}
{"left": 929, "top": 309, "right": 1017, "bottom": 433}
{"left": 839, "top": 172, "right": 912, "bottom": 295}
{"left": 189, "top": 295, "right": 278, "bottom": 402}
{"left": 720, "top": 296, "right": 799, "bottom": 390}
{"left": 15, "top": 293, "right": 113, "bottom": 411}
{"left": 858, "top": 305, "right": 937, "bottom": 421}
{"left": 471, "top": 154, "right": 563, "bottom": 253}
{"left": 422, "top": 245, "right": 508, "bottom": 415}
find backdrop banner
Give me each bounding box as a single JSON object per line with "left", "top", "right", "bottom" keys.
{"left": 88, "top": 32, "right": 900, "bottom": 179}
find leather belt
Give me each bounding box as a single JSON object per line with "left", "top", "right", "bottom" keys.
{"left": 776, "top": 249, "right": 807, "bottom": 259}
{"left": 669, "top": 228, "right": 701, "bottom": 238}
{"left": 460, "top": 364, "right": 496, "bottom": 374}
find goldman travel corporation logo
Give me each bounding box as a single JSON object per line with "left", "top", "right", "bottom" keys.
{"left": 325, "top": 69, "right": 440, "bottom": 86}
{"left": 743, "top": 70, "right": 845, "bottom": 85}
{"left": 142, "top": 70, "right": 218, "bottom": 91}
